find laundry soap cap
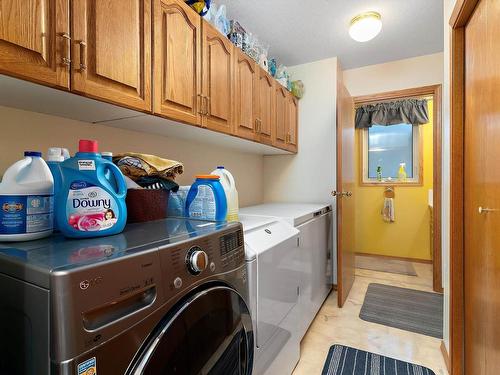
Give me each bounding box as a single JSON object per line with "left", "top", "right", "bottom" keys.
{"left": 24, "top": 151, "right": 42, "bottom": 157}
{"left": 47, "top": 147, "right": 65, "bottom": 162}
{"left": 196, "top": 174, "right": 220, "bottom": 180}
{"left": 79, "top": 139, "right": 98, "bottom": 153}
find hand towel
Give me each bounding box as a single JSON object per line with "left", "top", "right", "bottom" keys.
{"left": 113, "top": 153, "right": 184, "bottom": 181}
{"left": 382, "top": 197, "right": 395, "bottom": 223}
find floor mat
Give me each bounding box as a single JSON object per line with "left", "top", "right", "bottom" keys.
{"left": 359, "top": 283, "right": 443, "bottom": 339}
{"left": 355, "top": 255, "right": 417, "bottom": 276}
{"left": 322, "top": 344, "right": 436, "bottom": 375}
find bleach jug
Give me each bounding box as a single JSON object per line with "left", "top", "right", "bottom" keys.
{"left": 186, "top": 175, "right": 227, "bottom": 221}
{"left": 47, "top": 147, "right": 69, "bottom": 231}
{"left": 0, "top": 151, "right": 54, "bottom": 242}
{"left": 211, "top": 166, "right": 239, "bottom": 221}
{"left": 57, "top": 140, "right": 127, "bottom": 238}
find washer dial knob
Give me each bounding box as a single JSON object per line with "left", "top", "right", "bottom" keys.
{"left": 187, "top": 247, "right": 208, "bottom": 275}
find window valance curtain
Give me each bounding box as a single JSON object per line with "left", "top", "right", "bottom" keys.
{"left": 355, "top": 98, "right": 429, "bottom": 129}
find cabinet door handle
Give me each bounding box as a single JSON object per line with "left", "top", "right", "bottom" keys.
{"left": 78, "top": 41, "right": 87, "bottom": 71}
{"left": 478, "top": 207, "right": 498, "bottom": 214}
{"left": 59, "top": 33, "right": 71, "bottom": 66}
{"left": 197, "top": 94, "right": 204, "bottom": 115}
{"left": 205, "top": 96, "right": 210, "bottom": 116}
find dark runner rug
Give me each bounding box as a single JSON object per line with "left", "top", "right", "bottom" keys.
{"left": 322, "top": 345, "right": 436, "bottom": 375}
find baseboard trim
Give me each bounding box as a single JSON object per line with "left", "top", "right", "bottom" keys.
{"left": 440, "top": 340, "right": 451, "bottom": 374}
{"left": 355, "top": 252, "right": 432, "bottom": 264}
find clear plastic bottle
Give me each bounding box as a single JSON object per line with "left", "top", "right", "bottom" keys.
{"left": 376, "top": 165, "right": 382, "bottom": 182}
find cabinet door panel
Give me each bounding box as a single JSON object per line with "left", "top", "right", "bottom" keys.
{"left": 274, "top": 86, "right": 288, "bottom": 149}
{"left": 71, "top": 0, "right": 151, "bottom": 111}
{"left": 288, "top": 94, "right": 298, "bottom": 152}
{"left": 0, "top": 0, "right": 69, "bottom": 88}
{"left": 154, "top": 0, "right": 201, "bottom": 124}
{"left": 202, "top": 21, "right": 232, "bottom": 133}
{"left": 234, "top": 49, "right": 257, "bottom": 140}
{"left": 256, "top": 70, "right": 275, "bottom": 145}
{"left": 95, "top": 1, "right": 139, "bottom": 89}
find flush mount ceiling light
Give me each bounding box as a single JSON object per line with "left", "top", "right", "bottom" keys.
{"left": 349, "top": 11, "right": 382, "bottom": 42}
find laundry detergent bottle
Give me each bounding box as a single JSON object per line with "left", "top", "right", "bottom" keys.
{"left": 186, "top": 175, "right": 227, "bottom": 221}
{"left": 47, "top": 147, "right": 69, "bottom": 231}
{"left": 57, "top": 140, "right": 127, "bottom": 238}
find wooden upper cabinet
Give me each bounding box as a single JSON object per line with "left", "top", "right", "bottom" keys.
{"left": 287, "top": 94, "right": 298, "bottom": 152}
{"left": 233, "top": 48, "right": 257, "bottom": 140}
{"left": 154, "top": 0, "right": 201, "bottom": 124}
{"left": 71, "top": 0, "right": 151, "bottom": 111}
{"left": 256, "top": 69, "right": 275, "bottom": 145}
{"left": 0, "top": 0, "right": 70, "bottom": 88}
{"left": 201, "top": 20, "right": 233, "bottom": 134}
{"left": 274, "top": 85, "right": 288, "bottom": 149}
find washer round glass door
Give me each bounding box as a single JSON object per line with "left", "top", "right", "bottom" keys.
{"left": 128, "top": 285, "right": 253, "bottom": 375}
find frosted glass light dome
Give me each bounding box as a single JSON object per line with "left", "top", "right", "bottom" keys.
{"left": 349, "top": 12, "right": 382, "bottom": 42}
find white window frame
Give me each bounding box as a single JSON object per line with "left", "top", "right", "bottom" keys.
{"left": 360, "top": 125, "right": 422, "bottom": 185}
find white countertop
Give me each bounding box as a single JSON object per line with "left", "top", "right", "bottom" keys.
{"left": 240, "top": 202, "right": 333, "bottom": 226}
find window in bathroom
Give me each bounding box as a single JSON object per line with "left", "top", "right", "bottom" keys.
{"left": 360, "top": 123, "right": 422, "bottom": 185}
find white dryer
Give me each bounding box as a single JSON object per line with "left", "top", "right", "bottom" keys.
{"left": 240, "top": 203, "right": 334, "bottom": 339}
{"left": 239, "top": 215, "right": 300, "bottom": 375}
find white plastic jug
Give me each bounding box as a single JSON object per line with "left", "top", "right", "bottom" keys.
{"left": 0, "top": 151, "right": 54, "bottom": 241}
{"left": 211, "top": 166, "right": 239, "bottom": 221}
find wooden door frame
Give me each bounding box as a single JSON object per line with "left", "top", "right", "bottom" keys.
{"left": 352, "top": 84, "right": 443, "bottom": 293}
{"left": 449, "top": 1, "right": 480, "bottom": 374}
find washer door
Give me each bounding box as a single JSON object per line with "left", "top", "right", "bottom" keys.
{"left": 127, "top": 285, "right": 253, "bottom": 375}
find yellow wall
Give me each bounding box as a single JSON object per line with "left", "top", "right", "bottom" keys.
{"left": 354, "top": 100, "right": 433, "bottom": 261}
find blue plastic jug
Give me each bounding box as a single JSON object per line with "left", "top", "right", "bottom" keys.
{"left": 46, "top": 147, "right": 69, "bottom": 231}
{"left": 185, "top": 175, "right": 227, "bottom": 221}
{"left": 56, "top": 140, "right": 127, "bottom": 238}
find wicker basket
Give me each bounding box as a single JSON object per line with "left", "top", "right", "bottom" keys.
{"left": 126, "top": 189, "right": 169, "bottom": 223}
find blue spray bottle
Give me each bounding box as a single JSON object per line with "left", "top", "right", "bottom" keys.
{"left": 56, "top": 140, "right": 127, "bottom": 238}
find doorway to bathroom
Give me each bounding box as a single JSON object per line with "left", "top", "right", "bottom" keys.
{"left": 351, "top": 85, "right": 443, "bottom": 293}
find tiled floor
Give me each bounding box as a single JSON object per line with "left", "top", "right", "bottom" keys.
{"left": 292, "top": 261, "right": 448, "bottom": 375}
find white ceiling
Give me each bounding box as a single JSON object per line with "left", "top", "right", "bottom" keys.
{"left": 225, "top": 0, "right": 444, "bottom": 69}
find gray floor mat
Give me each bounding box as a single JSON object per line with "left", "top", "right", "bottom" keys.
{"left": 355, "top": 255, "right": 418, "bottom": 276}
{"left": 359, "top": 283, "right": 443, "bottom": 338}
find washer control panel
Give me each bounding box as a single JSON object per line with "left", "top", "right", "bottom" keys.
{"left": 160, "top": 225, "right": 245, "bottom": 301}
{"left": 186, "top": 246, "right": 209, "bottom": 275}
{"left": 219, "top": 230, "right": 244, "bottom": 268}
